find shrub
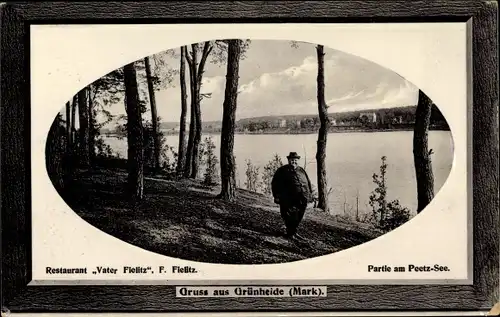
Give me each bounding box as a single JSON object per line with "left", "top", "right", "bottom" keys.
{"left": 245, "top": 159, "right": 262, "bottom": 192}
{"left": 200, "top": 136, "right": 219, "bottom": 185}
{"left": 95, "top": 137, "right": 117, "bottom": 158}
{"left": 116, "top": 116, "right": 178, "bottom": 174}
{"left": 369, "top": 156, "right": 411, "bottom": 231}
{"left": 143, "top": 120, "right": 177, "bottom": 173}
{"left": 261, "top": 153, "right": 283, "bottom": 196}
{"left": 383, "top": 200, "right": 411, "bottom": 231}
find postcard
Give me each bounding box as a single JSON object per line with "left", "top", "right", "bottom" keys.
{"left": 2, "top": 3, "right": 497, "bottom": 314}
{"left": 31, "top": 22, "right": 469, "bottom": 287}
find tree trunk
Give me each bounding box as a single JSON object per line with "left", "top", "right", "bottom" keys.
{"left": 69, "top": 94, "right": 78, "bottom": 177}
{"left": 188, "top": 42, "right": 212, "bottom": 179}
{"left": 123, "top": 62, "right": 144, "bottom": 201}
{"left": 315, "top": 45, "right": 330, "bottom": 213}
{"left": 190, "top": 43, "right": 203, "bottom": 179}
{"left": 71, "top": 94, "right": 77, "bottom": 148}
{"left": 356, "top": 190, "right": 359, "bottom": 221}
{"left": 184, "top": 45, "right": 198, "bottom": 178}
{"left": 218, "top": 39, "right": 242, "bottom": 201}
{"left": 65, "top": 100, "right": 71, "bottom": 152}
{"left": 190, "top": 79, "right": 201, "bottom": 179}
{"left": 77, "top": 87, "right": 90, "bottom": 167}
{"left": 144, "top": 56, "right": 161, "bottom": 172}
{"left": 46, "top": 115, "right": 66, "bottom": 191}
{"left": 177, "top": 46, "right": 188, "bottom": 176}
{"left": 413, "top": 89, "right": 435, "bottom": 212}
{"left": 87, "top": 85, "right": 95, "bottom": 164}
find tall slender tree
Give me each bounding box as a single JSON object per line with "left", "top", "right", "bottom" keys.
{"left": 184, "top": 42, "right": 213, "bottom": 179}
{"left": 184, "top": 45, "right": 198, "bottom": 178}
{"left": 123, "top": 62, "right": 144, "bottom": 201}
{"left": 71, "top": 95, "right": 77, "bottom": 151}
{"left": 218, "top": 39, "right": 242, "bottom": 201}
{"left": 77, "top": 87, "right": 90, "bottom": 167}
{"left": 315, "top": 45, "right": 330, "bottom": 212}
{"left": 289, "top": 41, "right": 330, "bottom": 212}
{"left": 144, "top": 56, "right": 161, "bottom": 172}
{"left": 413, "top": 89, "right": 434, "bottom": 212}
{"left": 177, "top": 46, "right": 188, "bottom": 176}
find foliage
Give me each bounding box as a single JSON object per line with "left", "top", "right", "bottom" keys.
{"left": 92, "top": 69, "right": 125, "bottom": 97}
{"left": 382, "top": 200, "right": 412, "bottom": 231}
{"left": 147, "top": 49, "right": 179, "bottom": 90}
{"left": 88, "top": 86, "right": 119, "bottom": 159}
{"left": 261, "top": 154, "right": 283, "bottom": 196}
{"left": 209, "top": 39, "right": 252, "bottom": 66}
{"left": 144, "top": 118, "right": 178, "bottom": 173}
{"left": 234, "top": 155, "right": 241, "bottom": 188}
{"left": 289, "top": 40, "right": 316, "bottom": 49}
{"left": 64, "top": 52, "right": 179, "bottom": 176}
{"left": 234, "top": 104, "right": 449, "bottom": 133}
{"left": 90, "top": 54, "right": 178, "bottom": 133}
{"left": 244, "top": 159, "right": 262, "bottom": 193}
{"left": 93, "top": 55, "right": 177, "bottom": 96}
{"left": 95, "top": 138, "right": 117, "bottom": 158}
{"left": 46, "top": 113, "right": 67, "bottom": 190}
{"left": 115, "top": 112, "right": 178, "bottom": 173}
{"left": 199, "top": 136, "right": 219, "bottom": 185}
{"left": 369, "top": 156, "right": 411, "bottom": 231}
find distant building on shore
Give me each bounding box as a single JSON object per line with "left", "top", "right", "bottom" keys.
{"left": 359, "top": 112, "right": 377, "bottom": 123}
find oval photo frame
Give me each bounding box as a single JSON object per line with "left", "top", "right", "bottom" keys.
{"left": 45, "top": 38, "right": 454, "bottom": 265}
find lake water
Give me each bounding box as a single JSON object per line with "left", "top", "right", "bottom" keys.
{"left": 103, "top": 130, "right": 454, "bottom": 217}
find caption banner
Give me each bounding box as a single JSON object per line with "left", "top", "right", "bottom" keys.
{"left": 176, "top": 286, "right": 327, "bottom": 298}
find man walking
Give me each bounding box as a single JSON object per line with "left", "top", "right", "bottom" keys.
{"left": 272, "top": 152, "right": 313, "bottom": 240}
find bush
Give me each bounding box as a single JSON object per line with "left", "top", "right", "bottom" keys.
{"left": 95, "top": 137, "right": 117, "bottom": 158}
{"left": 261, "top": 153, "right": 283, "bottom": 196}
{"left": 200, "top": 136, "right": 219, "bottom": 185}
{"left": 245, "top": 159, "right": 262, "bottom": 192}
{"left": 369, "top": 156, "right": 411, "bottom": 231}
{"left": 143, "top": 119, "right": 177, "bottom": 173}
{"left": 116, "top": 115, "right": 178, "bottom": 174}
{"left": 383, "top": 200, "right": 411, "bottom": 231}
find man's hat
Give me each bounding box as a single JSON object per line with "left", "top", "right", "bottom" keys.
{"left": 287, "top": 152, "right": 301, "bottom": 159}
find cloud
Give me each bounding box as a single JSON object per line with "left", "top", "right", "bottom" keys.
{"left": 200, "top": 75, "right": 225, "bottom": 94}
{"left": 327, "top": 90, "right": 366, "bottom": 104}
{"left": 232, "top": 53, "right": 418, "bottom": 119}
{"left": 110, "top": 47, "right": 420, "bottom": 124}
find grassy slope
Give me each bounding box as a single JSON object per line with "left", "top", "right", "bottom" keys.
{"left": 63, "top": 168, "right": 384, "bottom": 265}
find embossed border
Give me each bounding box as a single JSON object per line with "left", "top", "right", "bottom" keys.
{"left": 1, "top": 1, "right": 498, "bottom": 313}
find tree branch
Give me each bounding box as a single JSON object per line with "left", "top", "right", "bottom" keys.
{"left": 200, "top": 92, "right": 212, "bottom": 100}
{"left": 152, "top": 54, "right": 162, "bottom": 76}
{"left": 197, "top": 41, "right": 213, "bottom": 85}
{"left": 185, "top": 46, "right": 194, "bottom": 67}
{"left": 90, "top": 85, "right": 98, "bottom": 105}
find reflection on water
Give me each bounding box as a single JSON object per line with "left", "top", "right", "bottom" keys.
{"left": 103, "top": 131, "right": 454, "bottom": 216}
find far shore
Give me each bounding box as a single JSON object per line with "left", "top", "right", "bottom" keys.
{"left": 102, "top": 126, "right": 450, "bottom": 138}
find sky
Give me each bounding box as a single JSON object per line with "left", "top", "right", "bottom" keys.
{"left": 94, "top": 39, "right": 419, "bottom": 126}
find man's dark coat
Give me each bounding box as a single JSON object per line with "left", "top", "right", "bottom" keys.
{"left": 271, "top": 164, "right": 313, "bottom": 236}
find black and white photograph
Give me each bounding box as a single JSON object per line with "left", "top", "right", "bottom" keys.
{"left": 45, "top": 38, "right": 454, "bottom": 265}
{"left": 2, "top": 1, "right": 498, "bottom": 314}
